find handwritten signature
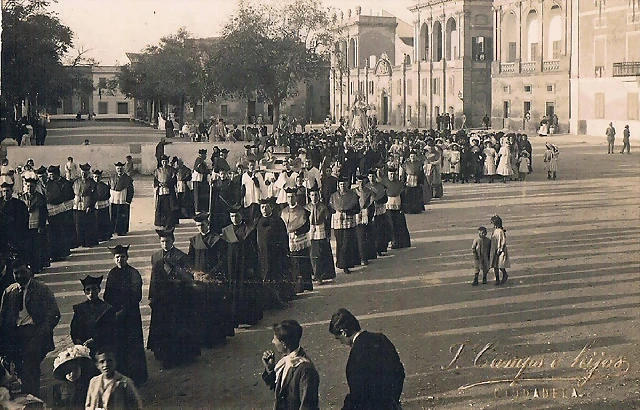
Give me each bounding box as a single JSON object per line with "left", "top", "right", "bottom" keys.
{"left": 440, "top": 341, "right": 631, "bottom": 390}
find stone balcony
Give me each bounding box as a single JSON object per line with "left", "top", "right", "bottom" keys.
{"left": 500, "top": 62, "right": 516, "bottom": 73}
{"left": 543, "top": 60, "right": 560, "bottom": 72}
{"left": 613, "top": 62, "right": 640, "bottom": 77}
{"left": 521, "top": 61, "right": 537, "bottom": 72}
{"left": 495, "top": 57, "right": 568, "bottom": 75}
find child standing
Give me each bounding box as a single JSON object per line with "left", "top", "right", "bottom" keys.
{"left": 543, "top": 143, "right": 559, "bottom": 180}
{"left": 449, "top": 143, "right": 461, "bottom": 183}
{"left": 471, "top": 226, "right": 491, "bottom": 286}
{"left": 489, "top": 214, "right": 511, "bottom": 285}
{"left": 85, "top": 349, "right": 143, "bottom": 410}
{"left": 517, "top": 151, "right": 530, "bottom": 181}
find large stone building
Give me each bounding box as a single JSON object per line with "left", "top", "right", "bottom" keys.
{"left": 330, "top": 2, "right": 493, "bottom": 129}
{"left": 570, "top": 0, "right": 640, "bottom": 135}
{"left": 491, "top": 0, "right": 572, "bottom": 133}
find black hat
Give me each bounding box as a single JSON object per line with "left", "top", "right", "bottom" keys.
{"left": 159, "top": 155, "right": 169, "bottom": 161}
{"left": 92, "top": 169, "right": 103, "bottom": 176}
{"left": 193, "top": 212, "right": 210, "bottom": 223}
{"left": 307, "top": 181, "right": 320, "bottom": 192}
{"left": 108, "top": 244, "right": 130, "bottom": 255}
{"left": 198, "top": 149, "right": 207, "bottom": 155}
{"left": 24, "top": 177, "right": 38, "bottom": 184}
{"left": 284, "top": 186, "right": 298, "bottom": 194}
{"left": 368, "top": 168, "right": 378, "bottom": 175}
{"left": 114, "top": 161, "right": 125, "bottom": 167}
{"left": 387, "top": 166, "right": 398, "bottom": 172}
{"left": 356, "top": 174, "right": 369, "bottom": 181}
{"left": 228, "top": 203, "right": 242, "bottom": 213}
{"left": 47, "top": 165, "right": 61, "bottom": 174}
{"left": 0, "top": 181, "right": 14, "bottom": 188}
{"left": 35, "top": 165, "right": 47, "bottom": 175}
{"left": 244, "top": 144, "right": 252, "bottom": 149}
{"left": 80, "top": 275, "right": 103, "bottom": 287}
{"left": 156, "top": 227, "right": 175, "bottom": 238}
{"left": 259, "top": 197, "right": 277, "bottom": 205}
{"left": 337, "top": 175, "right": 350, "bottom": 183}
{"left": 79, "top": 163, "right": 91, "bottom": 172}
{"left": 220, "top": 148, "right": 229, "bottom": 154}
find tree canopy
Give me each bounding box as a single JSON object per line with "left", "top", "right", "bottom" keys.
{"left": 1, "top": 0, "right": 90, "bottom": 116}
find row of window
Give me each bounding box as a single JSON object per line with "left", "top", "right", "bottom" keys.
{"left": 501, "top": 100, "right": 556, "bottom": 119}
{"left": 503, "top": 40, "right": 562, "bottom": 63}
{"left": 502, "top": 84, "right": 556, "bottom": 94}
{"left": 592, "top": 13, "right": 640, "bottom": 28}
{"left": 594, "top": 92, "right": 639, "bottom": 120}
{"left": 347, "top": 77, "right": 459, "bottom": 97}
{"left": 97, "top": 101, "right": 129, "bottom": 115}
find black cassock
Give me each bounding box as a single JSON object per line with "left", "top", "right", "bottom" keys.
{"left": 109, "top": 173, "right": 134, "bottom": 236}
{"left": 104, "top": 265, "right": 148, "bottom": 384}
{"left": 0, "top": 197, "right": 28, "bottom": 257}
{"left": 221, "top": 222, "right": 264, "bottom": 327}
{"left": 147, "top": 248, "right": 200, "bottom": 367}
{"left": 188, "top": 232, "right": 234, "bottom": 347}
{"left": 256, "top": 214, "right": 295, "bottom": 308}
{"left": 73, "top": 177, "right": 98, "bottom": 248}
{"left": 95, "top": 180, "right": 112, "bottom": 242}
{"left": 45, "top": 177, "right": 72, "bottom": 259}
{"left": 70, "top": 298, "right": 116, "bottom": 356}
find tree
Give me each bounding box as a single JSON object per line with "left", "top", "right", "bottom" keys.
{"left": 117, "top": 28, "right": 209, "bottom": 126}
{"left": 1, "top": 0, "right": 78, "bottom": 117}
{"left": 209, "top": 0, "right": 336, "bottom": 125}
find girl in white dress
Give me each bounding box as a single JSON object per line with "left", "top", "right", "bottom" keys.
{"left": 489, "top": 214, "right": 510, "bottom": 285}
{"left": 496, "top": 142, "right": 514, "bottom": 183}
{"left": 441, "top": 145, "right": 452, "bottom": 182}
{"left": 449, "top": 143, "right": 461, "bottom": 182}
{"left": 483, "top": 140, "right": 497, "bottom": 182}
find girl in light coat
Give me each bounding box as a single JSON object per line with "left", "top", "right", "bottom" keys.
{"left": 489, "top": 214, "right": 510, "bottom": 285}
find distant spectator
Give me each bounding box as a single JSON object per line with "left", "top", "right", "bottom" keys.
{"left": 83, "top": 139, "right": 91, "bottom": 145}
{"left": 620, "top": 125, "right": 631, "bottom": 154}
{"left": 164, "top": 117, "right": 174, "bottom": 139}
{"left": 606, "top": 122, "right": 616, "bottom": 154}
{"left": 124, "top": 155, "right": 135, "bottom": 176}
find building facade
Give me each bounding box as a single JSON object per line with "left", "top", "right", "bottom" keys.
{"left": 570, "top": 0, "right": 640, "bottom": 135}
{"left": 54, "top": 65, "right": 132, "bottom": 120}
{"left": 491, "top": 0, "right": 572, "bottom": 133}
{"left": 330, "top": 2, "right": 492, "bottom": 129}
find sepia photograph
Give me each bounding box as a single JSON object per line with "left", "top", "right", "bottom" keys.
{"left": 0, "top": 0, "right": 639, "bottom": 408}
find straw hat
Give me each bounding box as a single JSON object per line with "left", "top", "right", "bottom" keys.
{"left": 53, "top": 345, "right": 93, "bottom": 381}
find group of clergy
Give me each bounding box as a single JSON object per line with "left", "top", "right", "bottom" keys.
{"left": 0, "top": 160, "right": 134, "bottom": 283}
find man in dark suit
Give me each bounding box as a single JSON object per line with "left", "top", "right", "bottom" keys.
{"left": 0, "top": 259, "right": 61, "bottom": 396}
{"left": 329, "top": 308, "right": 405, "bottom": 410}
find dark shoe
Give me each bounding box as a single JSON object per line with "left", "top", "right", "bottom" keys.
{"left": 494, "top": 280, "right": 501, "bottom": 286}
{"left": 343, "top": 268, "right": 351, "bottom": 274}
{"left": 501, "top": 273, "right": 509, "bottom": 284}
{"left": 472, "top": 279, "right": 479, "bottom": 286}
{"left": 482, "top": 274, "right": 487, "bottom": 284}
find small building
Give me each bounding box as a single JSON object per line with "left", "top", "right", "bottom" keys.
{"left": 570, "top": 0, "right": 640, "bottom": 135}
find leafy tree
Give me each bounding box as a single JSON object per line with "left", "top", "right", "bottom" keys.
{"left": 1, "top": 0, "right": 80, "bottom": 117}
{"left": 210, "top": 0, "right": 336, "bottom": 125}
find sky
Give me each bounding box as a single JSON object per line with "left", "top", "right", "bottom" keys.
{"left": 48, "top": 0, "right": 416, "bottom": 65}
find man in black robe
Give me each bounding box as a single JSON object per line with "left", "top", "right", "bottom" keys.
{"left": 192, "top": 149, "right": 210, "bottom": 213}
{"left": 70, "top": 275, "right": 116, "bottom": 356}
{"left": 148, "top": 230, "right": 200, "bottom": 369}
{"left": 109, "top": 162, "right": 134, "bottom": 236}
{"left": 368, "top": 168, "right": 391, "bottom": 256}
{"left": 0, "top": 181, "right": 29, "bottom": 260}
{"left": 153, "top": 155, "right": 178, "bottom": 229}
{"left": 175, "top": 158, "right": 195, "bottom": 220}
{"left": 354, "top": 175, "right": 376, "bottom": 265}
{"left": 20, "top": 178, "right": 48, "bottom": 273}
{"left": 256, "top": 198, "right": 294, "bottom": 309}
{"left": 383, "top": 168, "right": 411, "bottom": 250}
{"left": 329, "top": 308, "right": 405, "bottom": 410}
{"left": 329, "top": 178, "right": 361, "bottom": 274}
{"left": 188, "top": 213, "right": 233, "bottom": 347}
{"left": 92, "top": 170, "right": 112, "bottom": 242}
{"left": 220, "top": 206, "right": 263, "bottom": 327}
{"left": 305, "top": 186, "right": 336, "bottom": 283}
{"left": 104, "top": 245, "right": 148, "bottom": 384}
{"left": 45, "top": 166, "right": 72, "bottom": 260}
{"left": 73, "top": 163, "right": 98, "bottom": 248}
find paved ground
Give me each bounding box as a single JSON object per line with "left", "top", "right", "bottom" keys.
{"left": 33, "top": 129, "right": 640, "bottom": 409}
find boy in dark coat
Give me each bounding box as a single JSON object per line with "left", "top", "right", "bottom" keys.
{"left": 471, "top": 226, "right": 492, "bottom": 285}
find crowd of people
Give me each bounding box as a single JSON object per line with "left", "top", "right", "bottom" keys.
{"left": 0, "top": 122, "right": 538, "bottom": 408}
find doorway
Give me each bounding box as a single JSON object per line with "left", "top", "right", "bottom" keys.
{"left": 382, "top": 95, "right": 389, "bottom": 125}
{"left": 545, "top": 102, "right": 555, "bottom": 117}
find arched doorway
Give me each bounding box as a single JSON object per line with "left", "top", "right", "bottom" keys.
{"left": 420, "top": 23, "right": 430, "bottom": 61}
{"left": 381, "top": 92, "right": 389, "bottom": 125}
{"left": 445, "top": 18, "right": 458, "bottom": 60}
{"left": 502, "top": 12, "right": 518, "bottom": 62}
{"left": 525, "top": 10, "right": 540, "bottom": 62}
{"left": 546, "top": 5, "right": 563, "bottom": 60}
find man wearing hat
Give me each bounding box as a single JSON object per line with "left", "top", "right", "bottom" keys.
{"left": 368, "top": 168, "right": 392, "bottom": 256}
{"left": 148, "top": 228, "right": 201, "bottom": 368}
{"left": 281, "top": 187, "right": 313, "bottom": 293}
{"left": 153, "top": 155, "right": 178, "bottom": 229}
{"left": 175, "top": 158, "right": 195, "bottom": 219}
{"left": 110, "top": 162, "right": 135, "bottom": 236}
{"left": 45, "top": 165, "right": 73, "bottom": 259}
{"left": 329, "top": 177, "right": 361, "bottom": 274}
{"left": 20, "top": 177, "right": 48, "bottom": 273}
{"left": 92, "top": 170, "right": 112, "bottom": 242}
{"left": 220, "top": 204, "right": 264, "bottom": 327}
{"left": 241, "top": 160, "right": 266, "bottom": 224}
{"left": 305, "top": 184, "right": 336, "bottom": 283}
{"left": 0, "top": 259, "right": 61, "bottom": 396}
{"left": 188, "top": 213, "right": 234, "bottom": 346}
{"left": 104, "top": 245, "right": 147, "bottom": 384}
{"left": 621, "top": 125, "right": 631, "bottom": 154}
{"left": 401, "top": 151, "right": 425, "bottom": 214}
{"left": 274, "top": 159, "right": 299, "bottom": 211}
{"left": 192, "top": 149, "right": 210, "bottom": 213}
{"left": 213, "top": 148, "right": 231, "bottom": 174}
{"left": 0, "top": 181, "right": 29, "bottom": 261}
{"left": 256, "top": 198, "right": 294, "bottom": 309}
{"left": 70, "top": 275, "right": 116, "bottom": 356}
{"left": 72, "top": 163, "right": 98, "bottom": 247}
{"left": 34, "top": 166, "right": 48, "bottom": 195}
{"left": 383, "top": 168, "right": 411, "bottom": 250}
{"left": 354, "top": 175, "right": 376, "bottom": 265}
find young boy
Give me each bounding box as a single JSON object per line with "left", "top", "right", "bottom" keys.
{"left": 517, "top": 151, "right": 530, "bottom": 181}
{"left": 471, "top": 226, "right": 491, "bottom": 286}
{"left": 85, "top": 349, "right": 143, "bottom": 410}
